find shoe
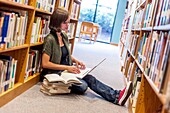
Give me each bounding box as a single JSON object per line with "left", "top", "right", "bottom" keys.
{"left": 118, "top": 81, "right": 133, "bottom": 106}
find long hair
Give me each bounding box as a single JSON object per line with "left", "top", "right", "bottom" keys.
{"left": 49, "top": 8, "right": 69, "bottom": 32}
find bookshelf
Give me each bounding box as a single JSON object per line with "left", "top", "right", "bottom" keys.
{"left": 0, "top": 0, "right": 81, "bottom": 107}
{"left": 119, "top": 0, "right": 170, "bottom": 113}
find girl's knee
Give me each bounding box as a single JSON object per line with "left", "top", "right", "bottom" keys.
{"left": 83, "top": 74, "right": 96, "bottom": 83}
{"left": 71, "top": 80, "right": 88, "bottom": 94}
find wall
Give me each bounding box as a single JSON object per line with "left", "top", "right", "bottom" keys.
{"left": 110, "top": 0, "right": 127, "bottom": 44}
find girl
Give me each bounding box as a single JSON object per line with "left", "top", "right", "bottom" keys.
{"left": 40, "top": 8, "right": 132, "bottom": 106}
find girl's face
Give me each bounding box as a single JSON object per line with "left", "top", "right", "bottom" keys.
{"left": 61, "top": 17, "right": 70, "bottom": 32}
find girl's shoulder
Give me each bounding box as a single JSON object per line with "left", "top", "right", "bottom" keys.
{"left": 44, "top": 33, "right": 56, "bottom": 42}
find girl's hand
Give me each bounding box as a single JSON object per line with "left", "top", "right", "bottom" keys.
{"left": 67, "top": 66, "right": 80, "bottom": 74}
{"left": 74, "top": 60, "right": 86, "bottom": 70}
{"left": 71, "top": 56, "right": 86, "bottom": 69}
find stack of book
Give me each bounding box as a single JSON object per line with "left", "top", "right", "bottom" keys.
{"left": 40, "top": 73, "right": 82, "bottom": 95}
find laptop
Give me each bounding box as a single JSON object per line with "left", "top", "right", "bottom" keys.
{"left": 61, "top": 58, "right": 106, "bottom": 79}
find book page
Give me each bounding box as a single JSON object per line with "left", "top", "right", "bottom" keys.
{"left": 60, "top": 73, "right": 82, "bottom": 84}
{"left": 44, "top": 74, "right": 65, "bottom": 83}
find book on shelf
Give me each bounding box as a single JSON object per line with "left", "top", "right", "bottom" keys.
{"left": 127, "top": 61, "right": 136, "bottom": 81}
{"left": 158, "top": 32, "right": 170, "bottom": 93}
{"left": 36, "top": 0, "right": 56, "bottom": 13}
{"left": 71, "top": 2, "right": 80, "bottom": 19}
{"left": 145, "top": 31, "right": 159, "bottom": 77}
{"left": 59, "top": 0, "right": 70, "bottom": 10}
{"left": 0, "top": 55, "right": 17, "bottom": 93}
{"left": 131, "top": 67, "right": 142, "bottom": 107}
{"left": 25, "top": 49, "right": 42, "bottom": 80}
{"left": 143, "top": 0, "right": 157, "bottom": 27}
{"left": 154, "top": 32, "right": 168, "bottom": 87}
{"left": 0, "top": 10, "right": 28, "bottom": 49}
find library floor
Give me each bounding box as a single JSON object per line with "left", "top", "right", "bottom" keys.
{"left": 0, "top": 39, "right": 128, "bottom": 113}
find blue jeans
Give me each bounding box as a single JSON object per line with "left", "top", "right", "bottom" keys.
{"left": 70, "top": 74, "right": 120, "bottom": 104}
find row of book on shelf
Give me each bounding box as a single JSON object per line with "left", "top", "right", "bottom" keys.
{"left": 0, "top": 10, "right": 28, "bottom": 50}
{"left": 0, "top": 55, "right": 18, "bottom": 94}
{"left": 7, "top": 0, "right": 57, "bottom": 13}
{"left": 0, "top": 49, "right": 42, "bottom": 94}
{"left": 120, "top": 0, "right": 170, "bottom": 111}
{"left": 59, "top": 0, "right": 80, "bottom": 19}
{"left": 0, "top": 10, "right": 50, "bottom": 50}
{"left": 31, "top": 16, "right": 50, "bottom": 44}
{"left": 25, "top": 49, "right": 42, "bottom": 80}
{"left": 36, "top": 0, "right": 56, "bottom": 13}
{"left": 0, "top": 10, "right": 77, "bottom": 50}
{"left": 130, "top": 66, "right": 142, "bottom": 108}
{"left": 7, "top": 0, "right": 81, "bottom": 20}
{"left": 132, "top": 0, "right": 170, "bottom": 29}
{"left": 7, "top": 0, "right": 29, "bottom": 5}
{"left": 58, "top": 0, "right": 70, "bottom": 10}
{"left": 123, "top": 31, "right": 170, "bottom": 110}
{"left": 155, "top": 0, "right": 170, "bottom": 26}
{"left": 71, "top": 1, "right": 80, "bottom": 19}
{"left": 127, "top": 30, "right": 170, "bottom": 93}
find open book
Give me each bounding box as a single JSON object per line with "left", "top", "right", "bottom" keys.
{"left": 44, "top": 73, "right": 82, "bottom": 85}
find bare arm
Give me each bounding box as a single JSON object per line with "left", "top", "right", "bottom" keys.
{"left": 42, "top": 53, "right": 80, "bottom": 73}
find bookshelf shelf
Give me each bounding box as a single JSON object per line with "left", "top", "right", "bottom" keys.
{"left": 141, "top": 27, "right": 152, "bottom": 31}
{"left": 131, "top": 28, "right": 141, "bottom": 31}
{"left": 68, "top": 37, "right": 75, "bottom": 40}
{"left": 70, "top": 18, "right": 78, "bottom": 22}
{"left": 0, "top": 73, "right": 39, "bottom": 107}
{"left": 128, "top": 49, "right": 135, "bottom": 59}
{"left": 153, "top": 24, "right": 170, "bottom": 31}
{"left": 35, "top": 8, "right": 52, "bottom": 15}
{"left": 144, "top": 74, "right": 166, "bottom": 104}
{"left": 0, "top": 82, "right": 22, "bottom": 97}
{"left": 0, "top": 44, "right": 29, "bottom": 53}
{"left": 135, "top": 59, "right": 144, "bottom": 72}
{"left": 30, "top": 42, "right": 43, "bottom": 47}
{"left": 24, "top": 73, "right": 40, "bottom": 83}
{"left": 0, "top": 0, "right": 34, "bottom": 10}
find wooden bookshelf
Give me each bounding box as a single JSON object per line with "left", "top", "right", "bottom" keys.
{"left": 69, "top": 0, "right": 82, "bottom": 54}
{"left": 0, "top": 0, "right": 81, "bottom": 107}
{"left": 119, "top": 0, "right": 170, "bottom": 113}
